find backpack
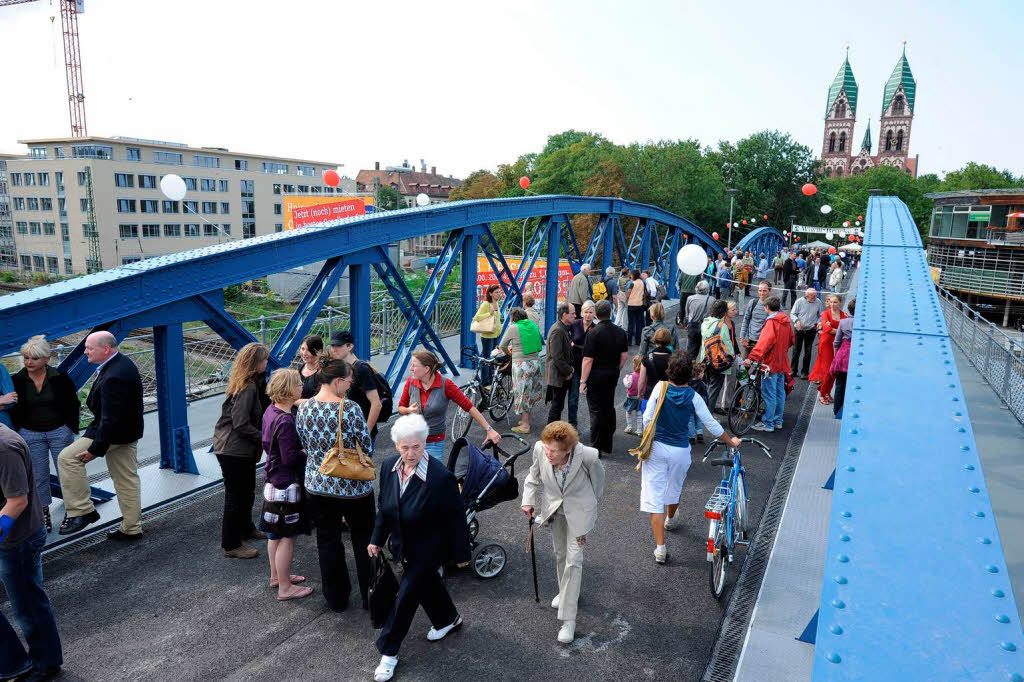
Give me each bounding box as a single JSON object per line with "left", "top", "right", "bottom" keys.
{"left": 655, "top": 283, "right": 668, "bottom": 301}
{"left": 702, "top": 321, "right": 734, "bottom": 373}
{"left": 358, "top": 361, "right": 394, "bottom": 423}
{"left": 592, "top": 280, "right": 608, "bottom": 301}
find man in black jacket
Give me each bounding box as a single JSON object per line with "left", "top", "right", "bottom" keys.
{"left": 782, "top": 252, "right": 799, "bottom": 309}
{"left": 579, "top": 300, "right": 628, "bottom": 457}
{"left": 56, "top": 332, "right": 144, "bottom": 540}
{"left": 545, "top": 302, "right": 576, "bottom": 424}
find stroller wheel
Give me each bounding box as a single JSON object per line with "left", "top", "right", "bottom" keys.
{"left": 468, "top": 517, "right": 479, "bottom": 542}
{"left": 472, "top": 543, "right": 507, "bottom": 579}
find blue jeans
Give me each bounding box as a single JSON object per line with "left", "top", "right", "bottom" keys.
{"left": 0, "top": 526, "right": 63, "bottom": 676}
{"left": 812, "top": 281, "right": 822, "bottom": 292}
{"left": 761, "top": 372, "right": 786, "bottom": 427}
{"left": 688, "top": 412, "right": 702, "bottom": 440}
{"left": 425, "top": 441, "right": 444, "bottom": 462}
{"left": 20, "top": 426, "right": 75, "bottom": 507}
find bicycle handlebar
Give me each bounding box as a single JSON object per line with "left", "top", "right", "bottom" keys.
{"left": 483, "top": 433, "right": 532, "bottom": 462}
{"left": 701, "top": 437, "right": 773, "bottom": 463}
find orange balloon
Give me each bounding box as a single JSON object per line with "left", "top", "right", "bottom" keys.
{"left": 712, "top": 232, "right": 719, "bottom": 240}
{"left": 323, "top": 169, "right": 340, "bottom": 187}
{"left": 519, "top": 176, "right": 530, "bottom": 190}
{"left": 802, "top": 183, "right": 817, "bottom": 196}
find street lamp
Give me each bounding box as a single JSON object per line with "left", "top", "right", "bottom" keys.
{"left": 790, "top": 215, "right": 796, "bottom": 248}
{"left": 726, "top": 189, "right": 739, "bottom": 249}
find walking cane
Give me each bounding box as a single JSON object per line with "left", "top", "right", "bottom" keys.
{"left": 528, "top": 514, "right": 540, "bottom": 603}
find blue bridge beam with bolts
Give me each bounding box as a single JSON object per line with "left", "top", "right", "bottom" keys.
{"left": 0, "top": 195, "right": 773, "bottom": 476}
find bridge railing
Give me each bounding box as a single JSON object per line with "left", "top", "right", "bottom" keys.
{"left": 937, "top": 285, "right": 1024, "bottom": 425}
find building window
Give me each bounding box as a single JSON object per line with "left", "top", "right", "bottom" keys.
{"left": 117, "top": 199, "right": 137, "bottom": 213}
{"left": 201, "top": 178, "right": 216, "bottom": 192}
{"left": 140, "top": 199, "right": 159, "bottom": 213}
{"left": 240, "top": 180, "right": 254, "bottom": 194}
{"left": 32, "top": 255, "right": 44, "bottom": 271}
{"left": 297, "top": 185, "right": 309, "bottom": 193}
{"left": 115, "top": 173, "right": 135, "bottom": 188}
{"left": 273, "top": 183, "right": 281, "bottom": 195}
{"left": 262, "top": 161, "right": 288, "bottom": 174}
{"left": 46, "top": 256, "right": 58, "bottom": 274}
{"left": 138, "top": 174, "right": 157, "bottom": 189}
{"left": 10, "top": 173, "right": 20, "bottom": 186}
{"left": 79, "top": 198, "right": 91, "bottom": 212}
{"left": 194, "top": 155, "right": 220, "bottom": 168}
{"left": 126, "top": 147, "right": 141, "bottom": 161}
{"left": 163, "top": 223, "right": 181, "bottom": 237}
{"left": 243, "top": 221, "right": 255, "bottom": 239}
{"left": 14, "top": 198, "right": 25, "bottom": 210}
{"left": 27, "top": 198, "right": 39, "bottom": 211}
{"left": 241, "top": 201, "right": 255, "bottom": 219}
{"left": 54, "top": 147, "right": 66, "bottom": 159}
{"left": 121, "top": 256, "right": 141, "bottom": 265}
{"left": 201, "top": 201, "right": 217, "bottom": 214}
{"left": 183, "top": 200, "right": 198, "bottom": 214}
{"left": 29, "top": 222, "right": 41, "bottom": 235}
{"left": 60, "top": 223, "right": 69, "bottom": 240}
{"left": 885, "top": 130, "right": 893, "bottom": 151}
{"left": 283, "top": 184, "right": 296, "bottom": 193}
{"left": 234, "top": 159, "right": 247, "bottom": 171}
{"left": 55, "top": 171, "right": 63, "bottom": 187}
{"left": 37, "top": 173, "right": 49, "bottom": 186}
{"left": 64, "top": 257, "right": 73, "bottom": 273}
{"left": 20, "top": 255, "right": 31, "bottom": 270}
{"left": 183, "top": 177, "right": 198, "bottom": 191}
{"left": 828, "top": 133, "right": 836, "bottom": 153}
{"left": 71, "top": 145, "right": 113, "bottom": 159}
{"left": 154, "top": 151, "right": 183, "bottom": 165}
{"left": 203, "top": 223, "right": 219, "bottom": 237}
{"left": 220, "top": 201, "right": 230, "bottom": 214}
{"left": 274, "top": 203, "right": 282, "bottom": 215}
{"left": 43, "top": 222, "right": 55, "bottom": 235}
{"left": 29, "top": 147, "right": 48, "bottom": 159}
{"left": 836, "top": 166, "right": 843, "bottom": 177}
{"left": 23, "top": 174, "right": 35, "bottom": 187}
{"left": 221, "top": 223, "right": 231, "bottom": 235}
{"left": 896, "top": 130, "right": 904, "bottom": 151}
{"left": 184, "top": 223, "right": 200, "bottom": 237}
{"left": 77, "top": 171, "right": 87, "bottom": 186}
{"left": 310, "top": 186, "right": 320, "bottom": 194}
{"left": 838, "top": 132, "right": 846, "bottom": 152}
{"left": 892, "top": 94, "right": 904, "bottom": 115}
{"left": 835, "top": 101, "right": 845, "bottom": 119}
{"left": 142, "top": 224, "right": 160, "bottom": 238}
{"left": 297, "top": 165, "right": 315, "bottom": 177}
{"left": 119, "top": 224, "right": 139, "bottom": 239}
{"left": 163, "top": 200, "right": 179, "bottom": 213}
{"left": 16, "top": 221, "right": 27, "bottom": 235}
{"left": 40, "top": 198, "right": 53, "bottom": 211}
{"left": 275, "top": 224, "right": 283, "bottom": 232}
{"left": 82, "top": 223, "right": 97, "bottom": 238}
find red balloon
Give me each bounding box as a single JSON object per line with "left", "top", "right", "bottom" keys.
{"left": 322, "top": 169, "right": 340, "bottom": 187}
{"left": 857, "top": 215, "right": 863, "bottom": 221}
{"left": 848, "top": 235, "right": 856, "bottom": 242}
{"left": 712, "top": 232, "right": 720, "bottom": 240}
{"left": 794, "top": 236, "right": 801, "bottom": 242}
{"left": 829, "top": 246, "right": 837, "bottom": 254}
{"left": 519, "top": 176, "right": 530, "bottom": 190}
{"left": 725, "top": 222, "right": 731, "bottom": 227}
{"left": 741, "top": 219, "right": 748, "bottom": 225}
{"left": 763, "top": 214, "right": 768, "bottom": 220}
{"left": 801, "top": 183, "right": 817, "bottom": 196}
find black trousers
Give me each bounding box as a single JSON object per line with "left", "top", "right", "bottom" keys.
{"left": 706, "top": 370, "right": 727, "bottom": 412}
{"left": 376, "top": 565, "right": 459, "bottom": 657}
{"left": 310, "top": 493, "right": 376, "bottom": 611}
{"left": 791, "top": 329, "right": 818, "bottom": 376}
{"left": 547, "top": 384, "right": 569, "bottom": 425}
{"left": 686, "top": 323, "right": 702, "bottom": 356}
{"left": 833, "top": 371, "right": 848, "bottom": 416}
{"left": 217, "top": 455, "right": 257, "bottom": 551}
{"left": 627, "top": 306, "right": 645, "bottom": 345}
{"left": 587, "top": 369, "right": 618, "bottom": 454}
{"left": 774, "top": 267, "right": 783, "bottom": 284}
{"left": 784, "top": 279, "right": 798, "bottom": 308}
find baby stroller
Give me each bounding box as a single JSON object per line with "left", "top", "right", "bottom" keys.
{"left": 447, "top": 434, "right": 531, "bottom": 579}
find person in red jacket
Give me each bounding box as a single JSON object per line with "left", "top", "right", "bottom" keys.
{"left": 745, "top": 296, "right": 794, "bottom": 432}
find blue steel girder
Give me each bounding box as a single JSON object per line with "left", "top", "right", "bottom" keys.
{"left": 58, "top": 320, "right": 131, "bottom": 388}
{"left": 479, "top": 225, "right": 525, "bottom": 328}
{"left": 580, "top": 214, "right": 608, "bottom": 271}
{"left": 191, "top": 291, "right": 270, "bottom": 365}
{"left": 513, "top": 216, "right": 552, "bottom": 294}
{"left": 0, "top": 195, "right": 730, "bottom": 357}
{"left": 269, "top": 255, "right": 347, "bottom": 368}
{"left": 558, "top": 214, "right": 584, "bottom": 273}
{"left": 735, "top": 226, "right": 786, "bottom": 262}
{"left": 612, "top": 215, "right": 629, "bottom": 265}
{"left": 654, "top": 226, "right": 683, "bottom": 299}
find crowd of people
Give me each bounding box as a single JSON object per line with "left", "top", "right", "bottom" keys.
{"left": 0, "top": 244, "right": 858, "bottom": 681}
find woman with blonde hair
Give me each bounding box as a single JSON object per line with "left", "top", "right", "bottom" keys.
{"left": 260, "top": 368, "right": 312, "bottom": 601}
{"left": 213, "top": 342, "right": 270, "bottom": 559}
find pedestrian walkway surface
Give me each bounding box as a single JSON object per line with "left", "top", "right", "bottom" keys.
{"left": 3, "top": 333, "right": 814, "bottom": 680}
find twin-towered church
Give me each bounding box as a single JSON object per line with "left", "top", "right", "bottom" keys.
{"left": 820, "top": 46, "right": 918, "bottom": 178}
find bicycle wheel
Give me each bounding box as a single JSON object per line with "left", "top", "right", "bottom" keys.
{"left": 728, "top": 384, "right": 760, "bottom": 436}
{"left": 451, "top": 384, "right": 478, "bottom": 439}
{"left": 734, "top": 473, "right": 748, "bottom": 542}
{"left": 488, "top": 373, "right": 513, "bottom": 422}
{"left": 708, "top": 518, "right": 728, "bottom": 598}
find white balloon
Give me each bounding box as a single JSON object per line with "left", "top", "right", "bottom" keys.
{"left": 855, "top": 220, "right": 861, "bottom": 227}
{"left": 820, "top": 204, "right": 833, "bottom": 215}
{"left": 416, "top": 193, "right": 430, "bottom": 207}
{"left": 826, "top": 232, "right": 834, "bottom": 240}
{"left": 751, "top": 218, "right": 757, "bottom": 224}
{"left": 839, "top": 230, "right": 847, "bottom": 237}
{"left": 676, "top": 243, "right": 707, "bottom": 276}
{"left": 732, "top": 222, "right": 739, "bottom": 228}
{"left": 160, "top": 174, "right": 187, "bottom": 201}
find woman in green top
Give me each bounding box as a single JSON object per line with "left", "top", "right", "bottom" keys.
{"left": 473, "top": 284, "right": 504, "bottom": 387}
{"left": 502, "top": 307, "right": 544, "bottom": 434}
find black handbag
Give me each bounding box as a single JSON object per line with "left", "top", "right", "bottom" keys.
{"left": 368, "top": 549, "right": 398, "bottom": 629}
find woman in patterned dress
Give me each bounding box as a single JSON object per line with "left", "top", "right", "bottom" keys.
{"left": 295, "top": 358, "right": 374, "bottom": 612}
{"left": 502, "top": 307, "right": 544, "bottom": 434}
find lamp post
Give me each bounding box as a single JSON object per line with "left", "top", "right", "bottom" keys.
{"left": 790, "top": 215, "right": 796, "bottom": 248}
{"left": 726, "top": 189, "right": 739, "bottom": 249}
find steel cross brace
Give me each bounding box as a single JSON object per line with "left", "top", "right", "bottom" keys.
{"left": 479, "top": 224, "right": 525, "bottom": 335}
{"left": 59, "top": 320, "right": 131, "bottom": 388}
{"left": 270, "top": 255, "right": 347, "bottom": 369}
{"left": 557, "top": 214, "right": 584, "bottom": 273}
{"left": 580, "top": 215, "right": 608, "bottom": 270}
{"left": 193, "top": 291, "right": 267, "bottom": 364}
{"left": 514, "top": 216, "right": 552, "bottom": 294}
{"left": 655, "top": 225, "right": 682, "bottom": 298}
{"left": 626, "top": 218, "right": 658, "bottom": 271}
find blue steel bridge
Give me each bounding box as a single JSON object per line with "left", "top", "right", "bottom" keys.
{"left": 1, "top": 195, "right": 1020, "bottom": 681}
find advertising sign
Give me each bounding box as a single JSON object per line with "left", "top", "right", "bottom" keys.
{"left": 282, "top": 195, "right": 375, "bottom": 230}
{"left": 792, "top": 224, "right": 864, "bottom": 237}
{"left": 475, "top": 256, "right": 575, "bottom": 304}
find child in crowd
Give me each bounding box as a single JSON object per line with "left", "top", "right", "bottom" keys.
{"left": 688, "top": 361, "right": 710, "bottom": 445}
{"left": 623, "top": 355, "right": 644, "bottom": 435}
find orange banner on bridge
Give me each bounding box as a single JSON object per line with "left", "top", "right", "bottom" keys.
{"left": 282, "top": 195, "right": 375, "bottom": 231}
{"left": 475, "top": 256, "right": 575, "bottom": 303}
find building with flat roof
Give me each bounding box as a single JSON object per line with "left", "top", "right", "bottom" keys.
{"left": 0, "top": 154, "right": 19, "bottom": 269}
{"left": 926, "top": 188, "right": 1024, "bottom": 326}
{"left": 3, "top": 136, "right": 349, "bottom": 276}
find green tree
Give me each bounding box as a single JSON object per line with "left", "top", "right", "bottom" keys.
{"left": 449, "top": 170, "right": 503, "bottom": 201}
{"left": 376, "top": 185, "right": 404, "bottom": 210}
{"left": 941, "top": 162, "right": 1022, "bottom": 190}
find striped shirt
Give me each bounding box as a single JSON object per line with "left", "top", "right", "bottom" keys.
{"left": 394, "top": 454, "right": 429, "bottom": 497}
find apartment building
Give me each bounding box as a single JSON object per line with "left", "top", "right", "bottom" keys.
{"left": 4, "top": 136, "right": 349, "bottom": 275}
{"left": 0, "top": 154, "right": 18, "bottom": 269}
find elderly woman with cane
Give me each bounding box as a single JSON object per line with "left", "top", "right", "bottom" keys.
{"left": 368, "top": 414, "right": 471, "bottom": 682}
{"left": 521, "top": 421, "right": 605, "bottom": 644}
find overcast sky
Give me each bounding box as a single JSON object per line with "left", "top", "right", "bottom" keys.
{"left": 1, "top": 0, "right": 1020, "bottom": 179}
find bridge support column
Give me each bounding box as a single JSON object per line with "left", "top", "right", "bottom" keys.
{"left": 545, "top": 217, "right": 561, "bottom": 334}
{"left": 602, "top": 215, "right": 616, "bottom": 273}
{"left": 153, "top": 322, "right": 197, "bottom": 474}
{"left": 349, "top": 262, "right": 371, "bottom": 359}
{"left": 460, "top": 232, "right": 479, "bottom": 369}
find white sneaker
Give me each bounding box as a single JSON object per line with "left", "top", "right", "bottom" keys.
{"left": 654, "top": 545, "right": 668, "bottom": 564}
{"left": 426, "top": 615, "right": 463, "bottom": 642}
{"left": 557, "top": 620, "right": 576, "bottom": 643}
{"left": 374, "top": 655, "right": 398, "bottom": 682}
{"left": 551, "top": 593, "right": 560, "bottom": 609}
{"left": 664, "top": 514, "right": 679, "bottom": 531}
{"left": 751, "top": 422, "right": 774, "bottom": 432}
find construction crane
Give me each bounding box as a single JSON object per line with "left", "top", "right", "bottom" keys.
{"left": 0, "top": 0, "right": 87, "bottom": 137}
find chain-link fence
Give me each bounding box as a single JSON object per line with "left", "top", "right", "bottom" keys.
{"left": 938, "top": 286, "right": 1024, "bottom": 426}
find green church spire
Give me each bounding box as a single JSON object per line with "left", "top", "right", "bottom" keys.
{"left": 882, "top": 43, "right": 916, "bottom": 115}
{"left": 824, "top": 47, "right": 858, "bottom": 120}
{"left": 861, "top": 119, "right": 872, "bottom": 153}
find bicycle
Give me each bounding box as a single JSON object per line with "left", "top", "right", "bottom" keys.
{"left": 451, "top": 347, "right": 514, "bottom": 439}
{"left": 702, "top": 436, "right": 772, "bottom": 599}
{"left": 726, "top": 360, "right": 770, "bottom": 436}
